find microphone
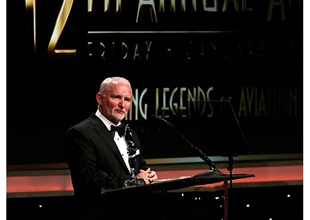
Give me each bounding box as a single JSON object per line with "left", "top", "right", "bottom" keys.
{"left": 151, "top": 114, "right": 222, "bottom": 175}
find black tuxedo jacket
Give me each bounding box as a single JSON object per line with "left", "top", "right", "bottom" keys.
{"left": 64, "top": 113, "right": 147, "bottom": 203}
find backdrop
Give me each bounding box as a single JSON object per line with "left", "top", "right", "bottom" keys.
{"left": 7, "top": 0, "right": 303, "bottom": 165}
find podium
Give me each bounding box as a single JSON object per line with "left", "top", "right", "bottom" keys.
{"left": 100, "top": 170, "right": 255, "bottom": 220}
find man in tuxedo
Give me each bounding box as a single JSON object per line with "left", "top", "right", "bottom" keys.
{"left": 64, "top": 76, "right": 158, "bottom": 220}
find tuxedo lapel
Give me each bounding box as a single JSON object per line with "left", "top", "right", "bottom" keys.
{"left": 88, "top": 113, "right": 130, "bottom": 173}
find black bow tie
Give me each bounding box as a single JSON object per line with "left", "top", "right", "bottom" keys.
{"left": 110, "top": 124, "right": 126, "bottom": 137}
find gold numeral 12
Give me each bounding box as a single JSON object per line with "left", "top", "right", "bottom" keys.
{"left": 25, "top": 0, "right": 76, "bottom": 57}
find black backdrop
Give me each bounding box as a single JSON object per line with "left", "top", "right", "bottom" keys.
{"left": 7, "top": 0, "right": 303, "bottom": 165}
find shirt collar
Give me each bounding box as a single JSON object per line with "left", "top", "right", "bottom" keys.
{"left": 95, "top": 109, "right": 121, "bottom": 131}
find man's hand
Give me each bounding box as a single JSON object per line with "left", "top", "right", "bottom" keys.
{"left": 137, "top": 167, "right": 158, "bottom": 184}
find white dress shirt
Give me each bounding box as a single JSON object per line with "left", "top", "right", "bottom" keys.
{"left": 95, "top": 110, "right": 131, "bottom": 172}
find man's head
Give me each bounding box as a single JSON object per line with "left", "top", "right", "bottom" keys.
{"left": 96, "top": 77, "right": 132, "bottom": 125}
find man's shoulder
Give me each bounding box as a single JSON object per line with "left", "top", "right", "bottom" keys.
{"left": 69, "top": 113, "right": 98, "bottom": 130}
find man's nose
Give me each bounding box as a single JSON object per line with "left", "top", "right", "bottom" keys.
{"left": 119, "top": 99, "right": 126, "bottom": 107}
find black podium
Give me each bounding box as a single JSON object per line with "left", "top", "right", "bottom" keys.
{"left": 100, "top": 170, "right": 254, "bottom": 220}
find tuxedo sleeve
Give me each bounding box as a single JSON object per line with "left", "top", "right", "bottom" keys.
{"left": 64, "top": 125, "right": 131, "bottom": 199}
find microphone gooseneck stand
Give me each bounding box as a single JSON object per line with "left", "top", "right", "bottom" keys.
{"left": 151, "top": 114, "right": 223, "bottom": 176}
{"left": 152, "top": 114, "right": 230, "bottom": 220}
